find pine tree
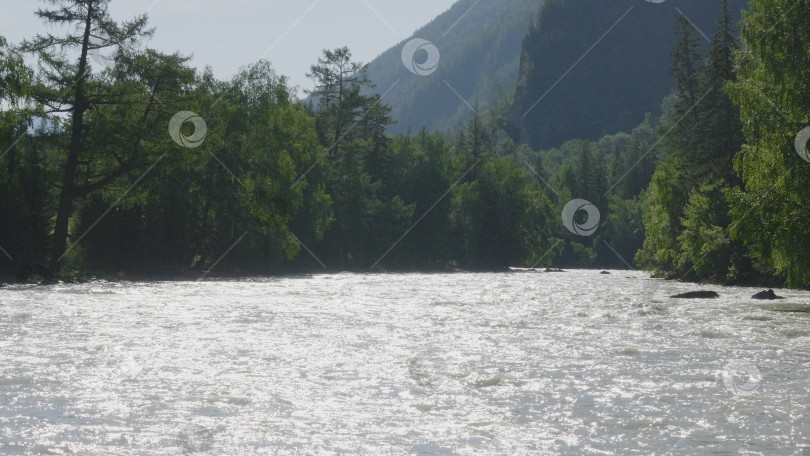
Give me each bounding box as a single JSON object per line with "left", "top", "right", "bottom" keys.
{"left": 306, "top": 47, "right": 391, "bottom": 152}
{"left": 670, "top": 13, "right": 706, "bottom": 150}
{"left": 637, "top": 12, "right": 708, "bottom": 276}
{"left": 697, "top": 0, "right": 742, "bottom": 182}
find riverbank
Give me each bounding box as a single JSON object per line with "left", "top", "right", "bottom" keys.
{"left": 2, "top": 264, "right": 806, "bottom": 297}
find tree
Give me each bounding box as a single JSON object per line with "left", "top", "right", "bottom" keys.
{"left": 637, "top": 12, "right": 709, "bottom": 277}
{"left": 726, "top": 0, "right": 810, "bottom": 287}
{"left": 75, "top": 61, "right": 332, "bottom": 275}
{"left": 676, "top": 182, "right": 732, "bottom": 281}
{"left": 636, "top": 154, "right": 693, "bottom": 274}
{"left": 306, "top": 47, "right": 390, "bottom": 150}
{"left": 696, "top": 0, "right": 743, "bottom": 181}
{"left": 0, "top": 37, "right": 30, "bottom": 102}
{"left": 0, "top": 37, "right": 44, "bottom": 274}
{"left": 390, "top": 130, "right": 455, "bottom": 268}
{"left": 672, "top": 0, "right": 749, "bottom": 282}
{"left": 306, "top": 48, "right": 412, "bottom": 269}
{"left": 638, "top": 1, "right": 761, "bottom": 283}
{"left": 666, "top": 12, "right": 707, "bottom": 172}
{"left": 20, "top": 0, "right": 160, "bottom": 273}
{"left": 450, "top": 114, "right": 556, "bottom": 270}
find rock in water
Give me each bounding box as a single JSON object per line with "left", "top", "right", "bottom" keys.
{"left": 752, "top": 289, "right": 784, "bottom": 300}
{"left": 671, "top": 291, "right": 720, "bottom": 299}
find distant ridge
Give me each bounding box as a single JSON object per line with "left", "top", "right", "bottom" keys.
{"left": 366, "top": 0, "right": 748, "bottom": 149}
{"left": 364, "top": 0, "right": 546, "bottom": 135}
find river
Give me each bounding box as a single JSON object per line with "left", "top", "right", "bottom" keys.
{"left": 0, "top": 270, "right": 808, "bottom": 455}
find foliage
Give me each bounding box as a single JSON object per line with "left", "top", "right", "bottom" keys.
{"left": 725, "top": 0, "right": 810, "bottom": 287}
{"left": 77, "top": 61, "right": 330, "bottom": 275}
{"left": 636, "top": 1, "right": 756, "bottom": 284}
{"left": 1, "top": 0, "right": 808, "bottom": 287}
{"left": 19, "top": 0, "right": 156, "bottom": 272}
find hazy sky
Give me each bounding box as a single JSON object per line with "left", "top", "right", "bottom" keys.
{"left": 0, "top": 0, "right": 458, "bottom": 92}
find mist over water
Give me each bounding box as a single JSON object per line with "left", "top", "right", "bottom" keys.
{"left": 1, "top": 270, "right": 808, "bottom": 455}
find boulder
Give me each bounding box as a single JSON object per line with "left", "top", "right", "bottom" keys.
{"left": 600, "top": 271, "right": 611, "bottom": 275}
{"left": 752, "top": 289, "right": 784, "bottom": 300}
{"left": 671, "top": 291, "right": 720, "bottom": 299}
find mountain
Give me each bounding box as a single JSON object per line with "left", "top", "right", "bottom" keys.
{"left": 364, "top": 0, "right": 546, "bottom": 135}
{"left": 509, "top": 0, "right": 749, "bottom": 151}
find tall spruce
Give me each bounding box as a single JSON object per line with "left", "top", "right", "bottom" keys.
{"left": 670, "top": 13, "right": 706, "bottom": 147}
{"left": 637, "top": 13, "right": 708, "bottom": 275}
{"left": 698, "top": 0, "right": 743, "bottom": 182}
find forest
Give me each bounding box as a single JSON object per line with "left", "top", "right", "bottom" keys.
{"left": 1, "top": 0, "right": 809, "bottom": 289}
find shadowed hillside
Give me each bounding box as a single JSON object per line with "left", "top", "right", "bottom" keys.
{"left": 509, "top": 0, "right": 748, "bottom": 150}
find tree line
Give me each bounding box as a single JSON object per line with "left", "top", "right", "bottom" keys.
{"left": 2, "top": 0, "right": 809, "bottom": 289}
{"left": 635, "top": 0, "right": 810, "bottom": 288}
{"left": 515, "top": 0, "right": 810, "bottom": 288}
{"left": 0, "top": 0, "right": 563, "bottom": 280}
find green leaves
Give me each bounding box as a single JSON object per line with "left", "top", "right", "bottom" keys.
{"left": 0, "top": 37, "right": 32, "bottom": 103}
{"left": 724, "top": 0, "right": 810, "bottom": 287}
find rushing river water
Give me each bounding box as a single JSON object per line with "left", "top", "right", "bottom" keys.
{"left": 1, "top": 270, "right": 809, "bottom": 455}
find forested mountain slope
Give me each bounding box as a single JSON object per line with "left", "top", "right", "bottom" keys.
{"left": 364, "top": 0, "right": 545, "bottom": 135}
{"left": 510, "top": 0, "right": 748, "bottom": 150}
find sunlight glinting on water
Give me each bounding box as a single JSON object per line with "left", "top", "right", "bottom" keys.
{"left": 1, "top": 270, "right": 809, "bottom": 454}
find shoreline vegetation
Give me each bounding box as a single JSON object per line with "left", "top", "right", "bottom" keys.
{"left": 2, "top": 0, "right": 810, "bottom": 290}
{"left": 0, "top": 266, "right": 799, "bottom": 293}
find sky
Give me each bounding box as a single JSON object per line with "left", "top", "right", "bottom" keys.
{"left": 0, "top": 0, "right": 458, "bottom": 92}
